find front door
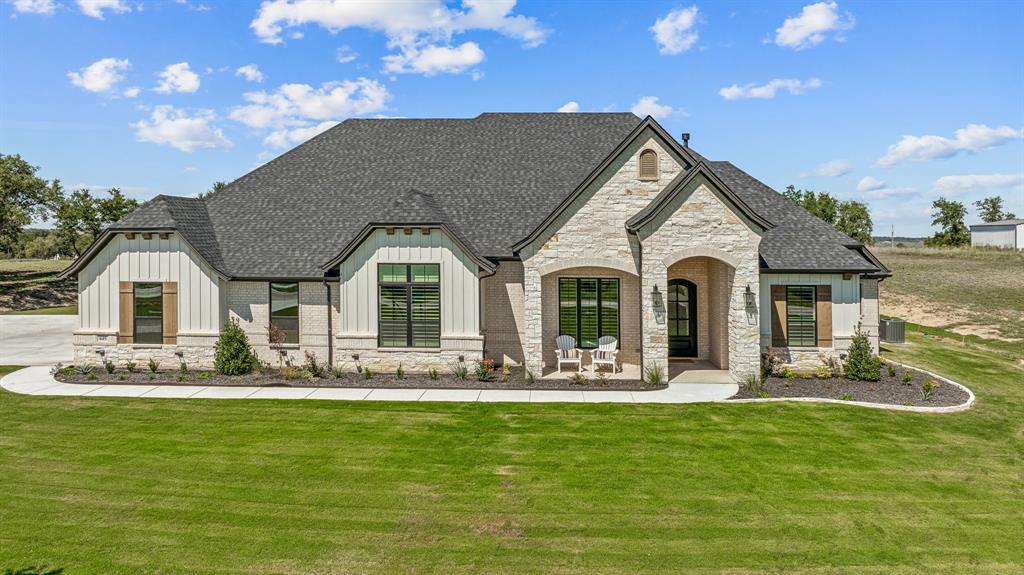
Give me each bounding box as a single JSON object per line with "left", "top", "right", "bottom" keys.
{"left": 668, "top": 279, "right": 697, "bottom": 358}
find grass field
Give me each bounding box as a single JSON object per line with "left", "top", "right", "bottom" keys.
{"left": 0, "top": 258, "right": 76, "bottom": 314}
{"left": 874, "top": 246, "right": 1024, "bottom": 341}
{"left": 1, "top": 329, "right": 1022, "bottom": 574}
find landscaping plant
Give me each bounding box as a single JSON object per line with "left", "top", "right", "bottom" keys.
{"left": 396, "top": 363, "right": 405, "bottom": 380}
{"left": 148, "top": 358, "right": 159, "bottom": 373}
{"left": 569, "top": 372, "right": 589, "bottom": 386}
{"left": 642, "top": 362, "right": 665, "bottom": 386}
{"left": 921, "top": 379, "right": 939, "bottom": 401}
{"left": 760, "top": 349, "right": 782, "bottom": 379}
{"left": 476, "top": 358, "right": 495, "bottom": 382}
{"left": 362, "top": 367, "right": 373, "bottom": 380}
{"left": 843, "top": 325, "right": 881, "bottom": 381}
{"left": 428, "top": 367, "right": 439, "bottom": 381}
{"left": 449, "top": 360, "right": 468, "bottom": 381}
{"left": 125, "top": 360, "right": 137, "bottom": 373}
{"left": 743, "top": 373, "right": 763, "bottom": 395}
{"left": 302, "top": 351, "right": 325, "bottom": 378}
{"left": 103, "top": 360, "right": 115, "bottom": 374}
{"left": 214, "top": 318, "right": 259, "bottom": 376}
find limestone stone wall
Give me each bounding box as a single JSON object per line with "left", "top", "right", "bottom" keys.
{"left": 332, "top": 334, "right": 484, "bottom": 373}
{"left": 72, "top": 333, "right": 217, "bottom": 369}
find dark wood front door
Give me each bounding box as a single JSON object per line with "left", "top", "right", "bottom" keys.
{"left": 668, "top": 279, "right": 697, "bottom": 358}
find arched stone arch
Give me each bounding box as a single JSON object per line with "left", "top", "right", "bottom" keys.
{"left": 662, "top": 246, "right": 742, "bottom": 269}
{"left": 537, "top": 256, "right": 639, "bottom": 277}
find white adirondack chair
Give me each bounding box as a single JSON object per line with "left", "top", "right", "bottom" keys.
{"left": 591, "top": 336, "right": 619, "bottom": 373}
{"left": 554, "top": 335, "right": 583, "bottom": 373}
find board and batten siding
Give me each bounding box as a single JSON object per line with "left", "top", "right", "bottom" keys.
{"left": 337, "top": 228, "right": 481, "bottom": 338}
{"left": 758, "top": 273, "right": 861, "bottom": 344}
{"left": 77, "top": 233, "right": 222, "bottom": 335}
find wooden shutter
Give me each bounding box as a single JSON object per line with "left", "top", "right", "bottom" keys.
{"left": 770, "top": 284, "right": 787, "bottom": 347}
{"left": 816, "top": 284, "right": 832, "bottom": 348}
{"left": 162, "top": 281, "right": 178, "bottom": 345}
{"left": 118, "top": 281, "right": 134, "bottom": 344}
{"left": 639, "top": 150, "right": 658, "bottom": 179}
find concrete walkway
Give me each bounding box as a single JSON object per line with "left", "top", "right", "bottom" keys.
{"left": 1, "top": 366, "right": 738, "bottom": 404}
{"left": 0, "top": 315, "right": 76, "bottom": 366}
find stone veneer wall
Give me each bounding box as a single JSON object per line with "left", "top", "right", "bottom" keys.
{"left": 639, "top": 184, "right": 762, "bottom": 381}
{"left": 481, "top": 261, "right": 526, "bottom": 365}
{"left": 540, "top": 266, "right": 641, "bottom": 369}
{"left": 520, "top": 136, "right": 684, "bottom": 377}
{"left": 72, "top": 333, "right": 218, "bottom": 368}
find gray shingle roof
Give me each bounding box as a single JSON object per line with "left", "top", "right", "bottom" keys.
{"left": 971, "top": 218, "right": 1024, "bottom": 227}
{"left": 77, "top": 113, "right": 883, "bottom": 278}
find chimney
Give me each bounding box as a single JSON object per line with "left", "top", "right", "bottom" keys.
{"left": 681, "top": 133, "right": 690, "bottom": 148}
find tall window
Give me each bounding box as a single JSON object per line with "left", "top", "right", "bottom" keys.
{"left": 134, "top": 283, "right": 163, "bottom": 344}
{"left": 378, "top": 263, "right": 440, "bottom": 348}
{"left": 786, "top": 286, "right": 816, "bottom": 347}
{"left": 558, "top": 278, "right": 619, "bottom": 349}
{"left": 270, "top": 282, "right": 299, "bottom": 344}
{"left": 638, "top": 149, "right": 658, "bottom": 180}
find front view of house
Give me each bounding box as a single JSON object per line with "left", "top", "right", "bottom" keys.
{"left": 61, "top": 113, "right": 888, "bottom": 380}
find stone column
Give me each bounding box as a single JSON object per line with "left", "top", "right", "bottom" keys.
{"left": 640, "top": 259, "right": 668, "bottom": 378}
{"left": 521, "top": 264, "right": 544, "bottom": 378}
{"left": 727, "top": 255, "right": 761, "bottom": 381}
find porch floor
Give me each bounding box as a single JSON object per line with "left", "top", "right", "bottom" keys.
{"left": 542, "top": 361, "right": 735, "bottom": 384}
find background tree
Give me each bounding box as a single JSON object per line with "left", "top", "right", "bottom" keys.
{"left": 973, "top": 196, "right": 1017, "bottom": 223}
{"left": 0, "top": 154, "right": 61, "bottom": 254}
{"left": 784, "top": 185, "right": 873, "bottom": 244}
{"left": 924, "top": 198, "right": 969, "bottom": 247}
{"left": 836, "top": 201, "right": 873, "bottom": 244}
{"left": 55, "top": 188, "right": 139, "bottom": 256}
{"left": 196, "top": 180, "right": 226, "bottom": 199}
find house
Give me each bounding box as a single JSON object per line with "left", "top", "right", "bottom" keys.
{"left": 59, "top": 113, "right": 889, "bottom": 380}
{"left": 970, "top": 219, "right": 1023, "bottom": 250}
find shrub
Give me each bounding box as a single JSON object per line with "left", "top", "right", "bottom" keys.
{"left": 756, "top": 390, "right": 769, "bottom": 398}
{"left": 595, "top": 370, "right": 609, "bottom": 385}
{"left": 75, "top": 364, "right": 93, "bottom": 376}
{"left": 449, "top": 360, "right": 468, "bottom": 381}
{"left": 302, "top": 351, "right": 325, "bottom": 378}
{"left": 761, "top": 349, "right": 782, "bottom": 379}
{"left": 743, "top": 373, "right": 763, "bottom": 395}
{"left": 902, "top": 371, "right": 913, "bottom": 384}
{"left": 887, "top": 363, "right": 897, "bottom": 378}
{"left": 525, "top": 369, "right": 536, "bottom": 385}
{"left": 569, "top": 372, "right": 589, "bottom": 386}
{"left": 87, "top": 372, "right": 97, "bottom": 381}
{"left": 331, "top": 366, "right": 347, "bottom": 379}
{"left": 148, "top": 373, "right": 155, "bottom": 380}
{"left": 214, "top": 318, "right": 259, "bottom": 376}
{"left": 396, "top": 363, "right": 405, "bottom": 380}
{"left": 476, "top": 358, "right": 495, "bottom": 382}
{"left": 197, "top": 372, "right": 211, "bottom": 380}
{"left": 814, "top": 366, "right": 833, "bottom": 379}
{"left": 642, "top": 362, "right": 665, "bottom": 386}
{"left": 281, "top": 366, "right": 303, "bottom": 380}
{"left": 779, "top": 367, "right": 794, "bottom": 379}
{"left": 798, "top": 371, "right": 813, "bottom": 380}
{"left": 363, "top": 367, "right": 373, "bottom": 380}
{"left": 843, "top": 325, "right": 881, "bottom": 381}
{"left": 428, "top": 367, "right": 439, "bottom": 381}
{"left": 841, "top": 393, "right": 854, "bottom": 401}
{"left": 179, "top": 360, "right": 188, "bottom": 374}
{"left": 148, "top": 358, "right": 160, "bottom": 373}
{"left": 117, "top": 373, "right": 126, "bottom": 381}
{"left": 175, "top": 373, "right": 186, "bottom": 382}
{"left": 125, "top": 360, "right": 137, "bottom": 373}
{"left": 103, "top": 360, "right": 115, "bottom": 374}
{"left": 501, "top": 364, "right": 511, "bottom": 381}
{"left": 921, "top": 380, "right": 939, "bottom": 401}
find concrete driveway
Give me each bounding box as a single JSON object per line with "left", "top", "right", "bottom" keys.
{"left": 0, "top": 315, "right": 76, "bottom": 366}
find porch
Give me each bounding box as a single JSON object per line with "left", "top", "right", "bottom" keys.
{"left": 540, "top": 359, "right": 734, "bottom": 384}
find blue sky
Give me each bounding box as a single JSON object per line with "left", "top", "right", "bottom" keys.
{"left": 2, "top": 0, "right": 1021, "bottom": 237}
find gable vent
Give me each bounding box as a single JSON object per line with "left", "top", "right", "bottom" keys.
{"left": 639, "top": 149, "right": 658, "bottom": 180}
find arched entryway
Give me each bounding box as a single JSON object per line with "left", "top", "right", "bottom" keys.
{"left": 667, "top": 279, "right": 697, "bottom": 358}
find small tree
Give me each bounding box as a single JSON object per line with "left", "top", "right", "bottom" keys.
{"left": 836, "top": 200, "right": 873, "bottom": 244}
{"left": 214, "top": 318, "right": 259, "bottom": 375}
{"left": 925, "top": 198, "right": 969, "bottom": 247}
{"left": 843, "top": 325, "right": 880, "bottom": 381}
{"left": 973, "top": 196, "right": 1016, "bottom": 223}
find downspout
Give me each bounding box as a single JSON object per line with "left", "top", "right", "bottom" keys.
{"left": 323, "top": 280, "right": 333, "bottom": 367}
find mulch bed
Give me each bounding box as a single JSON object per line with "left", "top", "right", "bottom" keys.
{"left": 730, "top": 364, "right": 969, "bottom": 407}
{"left": 53, "top": 366, "right": 666, "bottom": 392}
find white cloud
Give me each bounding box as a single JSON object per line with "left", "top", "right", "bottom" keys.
{"left": 155, "top": 62, "right": 200, "bottom": 94}
{"left": 719, "top": 78, "right": 822, "bottom": 100}
{"left": 381, "top": 42, "right": 484, "bottom": 76}
{"left": 650, "top": 6, "right": 699, "bottom": 55}
{"left": 802, "top": 159, "right": 851, "bottom": 178}
{"left": 77, "top": 0, "right": 131, "bottom": 19}
{"left": 235, "top": 64, "right": 265, "bottom": 83}
{"left": 556, "top": 101, "right": 580, "bottom": 113}
{"left": 13, "top": 0, "right": 56, "bottom": 15}
{"left": 336, "top": 45, "right": 358, "bottom": 63}
{"left": 932, "top": 173, "right": 1024, "bottom": 196}
{"left": 67, "top": 57, "right": 131, "bottom": 93}
{"left": 775, "top": 2, "right": 854, "bottom": 50}
{"left": 264, "top": 120, "right": 340, "bottom": 148}
{"left": 877, "top": 123, "right": 1024, "bottom": 167}
{"left": 249, "top": 0, "right": 546, "bottom": 76}
{"left": 122, "top": 86, "right": 140, "bottom": 98}
{"left": 857, "top": 176, "right": 885, "bottom": 192}
{"left": 132, "top": 106, "right": 233, "bottom": 152}
{"left": 229, "top": 78, "right": 389, "bottom": 148}
{"left": 630, "top": 96, "right": 674, "bottom": 118}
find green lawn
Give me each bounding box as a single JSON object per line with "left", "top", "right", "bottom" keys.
{"left": 4, "top": 305, "right": 77, "bottom": 315}
{"left": 1, "top": 334, "right": 1022, "bottom": 574}
{"left": 0, "top": 258, "right": 76, "bottom": 313}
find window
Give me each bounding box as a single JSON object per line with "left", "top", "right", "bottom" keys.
{"left": 558, "top": 278, "right": 619, "bottom": 349}
{"left": 378, "top": 263, "right": 440, "bottom": 348}
{"left": 639, "top": 149, "right": 658, "bottom": 180}
{"left": 134, "top": 283, "right": 163, "bottom": 344}
{"left": 270, "top": 282, "right": 299, "bottom": 345}
{"left": 786, "top": 286, "right": 816, "bottom": 347}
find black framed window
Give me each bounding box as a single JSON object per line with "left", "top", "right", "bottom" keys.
{"left": 378, "top": 263, "right": 440, "bottom": 348}
{"left": 134, "top": 283, "right": 163, "bottom": 344}
{"left": 558, "top": 278, "right": 619, "bottom": 349}
{"left": 786, "top": 285, "right": 816, "bottom": 347}
{"left": 270, "top": 282, "right": 299, "bottom": 344}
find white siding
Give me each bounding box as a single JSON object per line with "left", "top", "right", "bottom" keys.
{"left": 77, "top": 233, "right": 222, "bottom": 334}
{"left": 337, "top": 228, "right": 481, "bottom": 337}
{"left": 971, "top": 224, "right": 1022, "bottom": 250}
{"left": 758, "top": 273, "right": 861, "bottom": 340}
